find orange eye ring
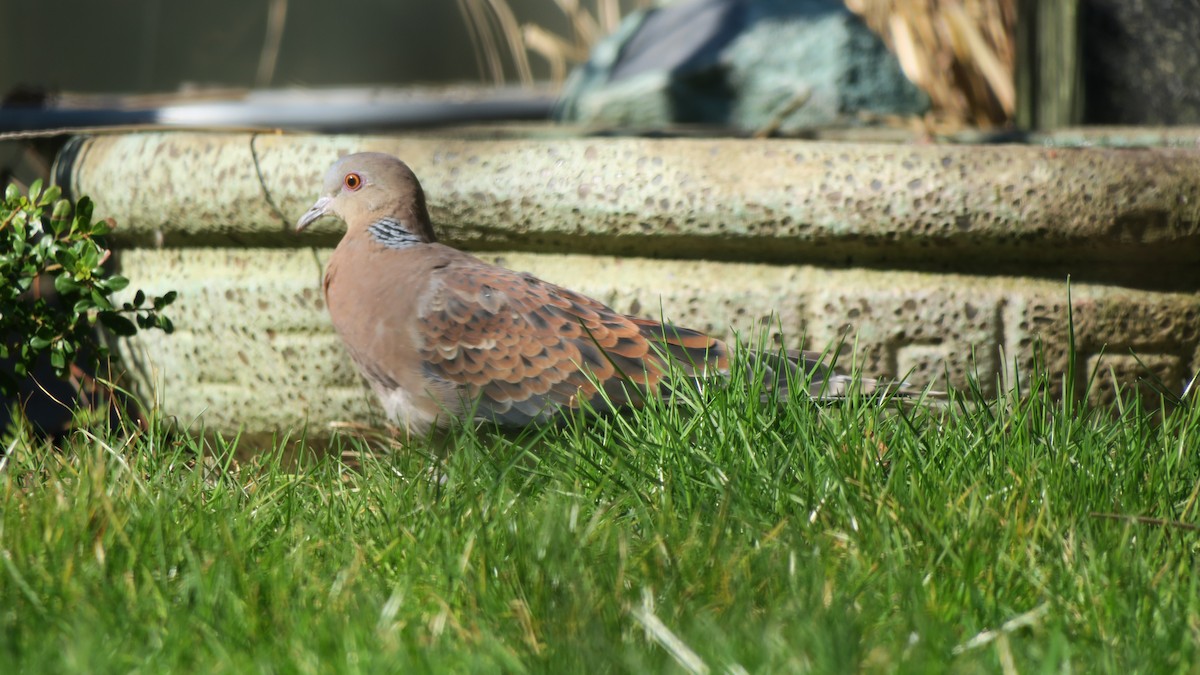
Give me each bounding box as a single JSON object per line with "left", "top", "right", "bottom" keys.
{"left": 344, "top": 172, "right": 363, "bottom": 191}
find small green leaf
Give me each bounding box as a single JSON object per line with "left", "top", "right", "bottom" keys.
{"left": 55, "top": 248, "right": 78, "bottom": 268}
{"left": 28, "top": 179, "right": 43, "bottom": 202}
{"left": 54, "top": 273, "right": 80, "bottom": 295}
{"left": 99, "top": 312, "right": 137, "bottom": 337}
{"left": 29, "top": 335, "right": 51, "bottom": 349}
{"left": 81, "top": 246, "right": 99, "bottom": 270}
{"left": 133, "top": 289, "right": 146, "bottom": 307}
{"left": 90, "top": 289, "right": 113, "bottom": 311}
{"left": 50, "top": 348, "right": 66, "bottom": 370}
{"left": 154, "top": 290, "right": 178, "bottom": 310}
{"left": 50, "top": 199, "right": 72, "bottom": 234}
{"left": 4, "top": 183, "right": 19, "bottom": 202}
{"left": 105, "top": 275, "right": 130, "bottom": 292}
{"left": 74, "top": 197, "right": 94, "bottom": 224}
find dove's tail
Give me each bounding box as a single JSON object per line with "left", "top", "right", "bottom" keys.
{"left": 744, "top": 348, "right": 944, "bottom": 402}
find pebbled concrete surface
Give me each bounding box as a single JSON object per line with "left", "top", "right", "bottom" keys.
{"left": 52, "top": 131, "right": 1200, "bottom": 434}
{"left": 61, "top": 132, "right": 1200, "bottom": 288}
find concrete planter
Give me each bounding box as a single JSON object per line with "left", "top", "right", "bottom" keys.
{"left": 56, "top": 131, "right": 1200, "bottom": 435}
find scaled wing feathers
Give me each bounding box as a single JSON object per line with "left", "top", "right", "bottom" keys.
{"left": 417, "top": 261, "right": 728, "bottom": 425}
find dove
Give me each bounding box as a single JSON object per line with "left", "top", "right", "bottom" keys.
{"left": 297, "top": 152, "right": 893, "bottom": 434}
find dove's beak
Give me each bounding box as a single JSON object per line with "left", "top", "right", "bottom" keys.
{"left": 295, "top": 196, "right": 333, "bottom": 232}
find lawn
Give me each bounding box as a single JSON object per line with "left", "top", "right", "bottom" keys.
{"left": 2, "top": 356, "right": 1198, "bottom": 673}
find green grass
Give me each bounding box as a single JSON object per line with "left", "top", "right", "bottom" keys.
{"left": 2, "top": 356, "right": 1199, "bottom": 673}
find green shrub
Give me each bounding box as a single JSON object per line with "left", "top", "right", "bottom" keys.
{"left": 0, "top": 179, "right": 175, "bottom": 396}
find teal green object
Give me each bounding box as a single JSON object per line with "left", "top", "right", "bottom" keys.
{"left": 556, "top": 0, "right": 929, "bottom": 131}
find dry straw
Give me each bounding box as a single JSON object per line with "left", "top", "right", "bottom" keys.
{"left": 846, "top": 0, "right": 1016, "bottom": 128}
{"left": 456, "top": 0, "right": 652, "bottom": 86}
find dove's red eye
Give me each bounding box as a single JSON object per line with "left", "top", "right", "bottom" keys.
{"left": 344, "top": 173, "right": 363, "bottom": 190}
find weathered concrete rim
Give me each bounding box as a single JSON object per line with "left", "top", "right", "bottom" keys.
{"left": 58, "top": 131, "right": 1200, "bottom": 290}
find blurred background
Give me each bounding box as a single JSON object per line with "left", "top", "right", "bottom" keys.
{"left": 0, "top": 0, "right": 603, "bottom": 92}
{"left": 1, "top": 0, "right": 1197, "bottom": 138}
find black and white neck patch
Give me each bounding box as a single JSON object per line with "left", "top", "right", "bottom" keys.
{"left": 368, "top": 217, "right": 423, "bottom": 249}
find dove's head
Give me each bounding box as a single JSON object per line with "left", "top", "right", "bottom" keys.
{"left": 295, "top": 152, "right": 436, "bottom": 243}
